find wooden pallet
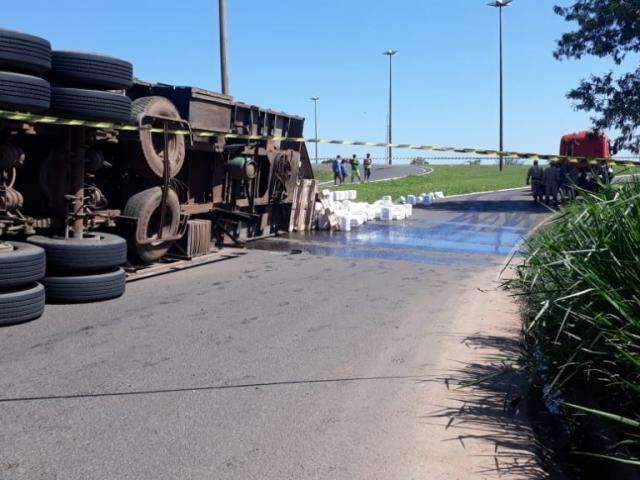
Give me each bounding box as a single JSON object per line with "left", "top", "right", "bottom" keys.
{"left": 288, "top": 179, "right": 318, "bottom": 232}
{"left": 125, "top": 248, "right": 247, "bottom": 283}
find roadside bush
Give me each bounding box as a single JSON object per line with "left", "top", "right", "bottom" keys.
{"left": 512, "top": 180, "right": 640, "bottom": 468}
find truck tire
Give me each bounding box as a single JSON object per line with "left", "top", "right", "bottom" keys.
{"left": 0, "top": 72, "right": 50, "bottom": 112}
{"left": 0, "top": 28, "right": 51, "bottom": 75}
{"left": 131, "top": 96, "right": 185, "bottom": 179}
{"left": 28, "top": 233, "right": 127, "bottom": 273}
{"left": 43, "top": 268, "right": 125, "bottom": 304}
{"left": 123, "top": 187, "right": 181, "bottom": 263}
{"left": 0, "top": 283, "right": 45, "bottom": 326}
{"left": 50, "top": 87, "right": 131, "bottom": 123}
{"left": 51, "top": 51, "right": 132, "bottom": 90}
{"left": 0, "top": 242, "right": 46, "bottom": 289}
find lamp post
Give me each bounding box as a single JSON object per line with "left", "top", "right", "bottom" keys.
{"left": 383, "top": 50, "right": 398, "bottom": 166}
{"left": 310, "top": 96, "right": 320, "bottom": 164}
{"left": 218, "top": 0, "right": 230, "bottom": 95}
{"left": 488, "top": 0, "right": 512, "bottom": 171}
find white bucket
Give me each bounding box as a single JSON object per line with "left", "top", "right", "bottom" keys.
{"left": 340, "top": 215, "right": 351, "bottom": 231}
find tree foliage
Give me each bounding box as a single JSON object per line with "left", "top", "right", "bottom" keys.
{"left": 554, "top": 0, "right": 640, "bottom": 152}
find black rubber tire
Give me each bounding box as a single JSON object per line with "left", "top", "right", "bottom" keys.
{"left": 0, "top": 28, "right": 51, "bottom": 75}
{"left": 51, "top": 51, "right": 132, "bottom": 90}
{"left": 50, "top": 87, "right": 131, "bottom": 123}
{"left": 0, "top": 282, "right": 45, "bottom": 326}
{"left": 28, "top": 233, "right": 127, "bottom": 273}
{"left": 0, "top": 71, "right": 50, "bottom": 112}
{"left": 0, "top": 242, "right": 46, "bottom": 289}
{"left": 130, "top": 96, "right": 186, "bottom": 179}
{"left": 123, "top": 187, "right": 181, "bottom": 264}
{"left": 43, "top": 268, "right": 125, "bottom": 304}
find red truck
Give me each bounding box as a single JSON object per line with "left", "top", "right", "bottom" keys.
{"left": 559, "top": 130, "right": 611, "bottom": 162}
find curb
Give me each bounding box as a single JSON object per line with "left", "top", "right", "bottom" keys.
{"left": 443, "top": 186, "right": 528, "bottom": 200}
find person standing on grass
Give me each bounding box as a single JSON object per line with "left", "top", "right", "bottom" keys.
{"left": 350, "top": 154, "right": 362, "bottom": 183}
{"left": 332, "top": 155, "right": 343, "bottom": 185}
{"left": 526, "top": 159, "right": 543, "bottom": 202}
{"left": 340, "top": 158, "right": 348, "bottom": 183}
{"left": 363, "top": 153, "right": 373, "bottom": 182}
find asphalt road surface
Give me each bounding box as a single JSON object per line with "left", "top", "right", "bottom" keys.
{"left": 0, "top": 189, "right": 549, "bottom": 480}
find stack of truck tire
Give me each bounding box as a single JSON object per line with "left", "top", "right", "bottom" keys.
{"left": 0, "top": 28, "right": 131, "bottom": 325}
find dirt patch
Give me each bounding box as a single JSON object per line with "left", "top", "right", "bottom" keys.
{"left": 420, "top": 269, "right": 565, "bottom": 479}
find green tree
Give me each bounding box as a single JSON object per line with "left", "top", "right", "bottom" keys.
{"left": 554, "top": 0, "right": 640, "bottom": 152}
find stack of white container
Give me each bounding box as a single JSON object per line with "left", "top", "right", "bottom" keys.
{"left": 396, "top": 191, "right": 445, "bottom": 206}
{"left": 314, "top": 190, "right": 416, "bottom": 231}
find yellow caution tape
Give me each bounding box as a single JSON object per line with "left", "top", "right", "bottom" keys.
{"left": 1, "top": 109, "right": 638, "bottom": 167}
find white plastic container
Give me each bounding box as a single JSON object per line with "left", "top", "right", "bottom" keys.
{"left": 392, "top": 205, "right": 406, "bottom": 220}
{"left": 350, "top": 214, "right": 366, "bottom": 227}
{"left": 380, "top": 206, "right": 393, "bottom": 221}
{"left": 340, "top": 214, "right": 352, "bottom": 231}
{"left": 382, "top": 195, "right": 392, "bottom": 203}
{"left": 404, "top": 204, "right": 413, "bottom": 217}
{"left": 396, "top": 196, "right": 406, "bottom": 204}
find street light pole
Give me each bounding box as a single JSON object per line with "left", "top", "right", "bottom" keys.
{"left": 383, "top": 50, "right": 398, "bottom": 166}
{"left": 310, "top": 96, "right": 320, "bottom": 164}
{"left": 218, "top": 0, "right": 230, "bottom": 95}
{"left": 488, "top": 0, "right": 512, "bottom": 171}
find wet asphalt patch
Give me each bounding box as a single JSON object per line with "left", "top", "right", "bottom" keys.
{"left": 250, "top": 217, "right": 528, "bottom": 267}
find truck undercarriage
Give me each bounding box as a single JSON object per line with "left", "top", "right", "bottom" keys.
{"left": 0, "top": 27, "right": 315, "bottom": 322}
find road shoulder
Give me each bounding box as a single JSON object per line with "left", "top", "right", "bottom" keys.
{"left": 421, "top": 268, "right": 560, "bottom": 479}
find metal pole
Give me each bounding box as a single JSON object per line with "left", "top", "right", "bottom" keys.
{"left": 499, "top": 5, "right": 504, "bottom": 171}
{"left": 218, "top": 0, "right": 230, "bottom": 95}
{"left": 388, "top": 54, "right": 393, "bottom": 166}
{"left": 314, "top": 99, "right": 318, "bottom": 164}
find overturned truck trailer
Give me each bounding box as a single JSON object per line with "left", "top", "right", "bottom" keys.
{"left": 0, "top": 28, "right": 314, "bottom": 323}
{"left": 119, "top": 80, "right": 315, "bottom": 262}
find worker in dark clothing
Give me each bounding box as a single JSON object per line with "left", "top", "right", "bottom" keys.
{"left": 363, "top": 153, "right": 373, "bottom": 182}
{"left": 558, "top": 162, "right": 570, "bottom": 203}
{"left": 543, "top": 163, "right": 560, "bottom": 206}
{"left": 526, "top": 160, "right": 544, "bottom": 202}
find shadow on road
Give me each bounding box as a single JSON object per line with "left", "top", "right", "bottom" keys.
{"left": 419, "top": 199, "right": 546, "bottom": 215}
{"left": 423, "top": 332, "right": 566, "bottom": 479}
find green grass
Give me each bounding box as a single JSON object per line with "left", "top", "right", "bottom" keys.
{"left": 311, "top": 164, "right": 335, "bottom": 183}
{"left": 510, "top": 180, "right": 640, "bottom": 466}
{"left": 328, "top": 165, "right": 529, "bottom": 202}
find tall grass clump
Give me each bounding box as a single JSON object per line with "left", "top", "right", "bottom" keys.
{"left": 512, "top": 180, "right": 640, "bottom": 469}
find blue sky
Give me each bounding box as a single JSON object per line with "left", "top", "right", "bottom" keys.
{"left": 3, "top": 0, "right": 631, "bottom": 161}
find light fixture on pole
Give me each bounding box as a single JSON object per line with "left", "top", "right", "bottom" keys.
{"left": 310, "top": 96, "right": 320, "bottom": 164}
{"left": 383, "top": 50, "right": 398, "bottom": 166}
{"left": 488, "top": 0, "right": 512, "bottom": 171}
